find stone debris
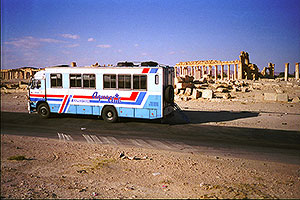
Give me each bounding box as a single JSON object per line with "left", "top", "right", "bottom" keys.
{"left": 201, "top": 89, "right": 214, "bottom": 99}
{"left": 292, "top": 96, "right": 300, "bottom": 103}
{"left": 277, "top": 93, "right": 288, "bottom": 102}
{"left": 174, "top": 76, "right": 299, "bottom": 102}
{"left": 119, "top": 152, "right": 148, "bottom": 160}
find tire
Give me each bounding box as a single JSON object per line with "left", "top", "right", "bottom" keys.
{"left": 37, "top": 103, "right": 50, "bottom": 118}
{"left": 102, "top": 106, "right": 118, "bottom": 123}
{"left": 164, "top": 85, "right": 174, "bottom": 103}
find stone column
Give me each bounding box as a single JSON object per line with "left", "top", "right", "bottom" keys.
{"left": 295, "top": 63, "right": 299, "bottom": 80}
{"left": 214, "top": 65, "right": 218, "bottom": 80}
{"left": 202, "top": 66, "right": 205, "bottom": 78}
{"left": 221, "top": 65, "right": 224, "bottom": 80}
{"left": 208, "top": 66, "right": 212, "bottom": 76}
{"left": 285, "top": 63, "right": 289, "bottom": 81}
{"left": 234, "top": 64, "right": 237, "bottom": 80}
{"left": 238, "top": 63, "right": 243, "bottom": 80}
{"left": 227, "top": 64, "right": 231, "bottom": 80}
{"left": 198, "top": 67, "right": 202, "bottom": 79}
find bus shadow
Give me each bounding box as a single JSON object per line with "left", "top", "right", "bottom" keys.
{"left": 167, "top": 110, "right": 260, "bottom": 125}
{"left": 118, "top": 110, "right": 259, "bottom": 125}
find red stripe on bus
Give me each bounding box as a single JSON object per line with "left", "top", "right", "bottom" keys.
{"left": 73, "top": 95, "right": 94, "bottom": 99}
{"left": 142, "top": 68, "right": 150, "bottom": 73}
{"left": 58, "top": 95, "right": 69, "bottom": 113}
{"left": 47, "top": 94, "right": 65, "bottom": 98}
{"left": 120, "top": 92, "right": 139, "bottom": 101}
{"left": 30, "top": 94, "right": 64, "bottom": 98}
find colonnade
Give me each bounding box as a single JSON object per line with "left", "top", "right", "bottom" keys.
{"left": 175, "top": 60, "right": 241, "bottom": 81}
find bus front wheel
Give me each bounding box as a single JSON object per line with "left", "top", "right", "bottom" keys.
{"left": 102, "top": 106, "right": 118, "bottom": 123}
{"left": 37, "top": 103, "right": 50, "bottom": 118}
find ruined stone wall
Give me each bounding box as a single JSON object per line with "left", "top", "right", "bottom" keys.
{"left": 0, "top": 67, "right": 41, "bottom": 81}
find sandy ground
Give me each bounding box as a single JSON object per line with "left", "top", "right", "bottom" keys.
{"left": 1, "top": 134, "right": 300, "bottom": 199}
{"left": 1, "top": 80, "right": 300, "bottom": 199}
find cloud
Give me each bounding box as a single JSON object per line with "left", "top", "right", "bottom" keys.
{"left": 134, "top": 44, "right": 139, "bottom": 47}
{"left": 40, "top": 38, "right": 64, "bottom": 43}
{"left": 96, "top": 44, "right": 111, "bottom": 48}
{"left": 88, "top": 38, "right": 95, "bottom": 42}
{"left": 4, "top": 36, "right": 65, "bottom": 49}
{"left": 61, "top": 34, "right": 80, "bottom": 39}
{"left": 65, "top": 44, "right": 80, "bottom": 48}
{"left": 141, "top": 52, "right": 148, "bottom": 56}
{"left": 169, "top": 51, "right": 176, "bottom": 55}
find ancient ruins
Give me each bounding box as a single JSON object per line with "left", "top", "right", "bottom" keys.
{"left": 175, "top": 51, "right": 278, "bottom": 81}
{"left": 174, "top": 51, "right": 300, "bottom": 102}
{"left": 0, "top": 67, "right": 41, "bottom": 81}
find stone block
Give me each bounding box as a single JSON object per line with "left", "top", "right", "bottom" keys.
{"left": 202, "top": 89, "right": 214, "bottom": 99}
{"left": 255, "top": 93, "right": 264, "bottom": 101}
{"left": 223, "top": 93, "right": 231, "bottom": 99}
{"left": 183, "top": 96, "right": 191, "bottom": 101}
{"left": 176, "top": 76, "right": 185, "bottom": 83}
{"left": 241, "top": 87, "right": 249, "bottom": 92}
{"left": 292, "top": 96, "right": 300, "bottom": 103}
{"left": 185, "top": 88, "right": 193, "bottom": 96}
{"left": 192, "top": 89, "right": 201, "bottom": 99}
{"left": 179, "top": 89, "right": 185, "bottom": 95}
{"left": 176, "top": 82, "right": 190, "bottom": 89}
{"left": 264, "top": 93, "right": 277, "bottom": 101}
{"left": 277, "top": 93, "right": 288, "bottom": 102}
{"left": 216, "top": 88, "right": 228, "bottom": 93}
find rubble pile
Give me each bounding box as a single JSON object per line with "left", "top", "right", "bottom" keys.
{"left": 174, "top": 75, "right": 300, "bottom": 103}
{"left": 0, "top": 81, "right": 28, "bottom": 94}
{"left": 174, "top": 75, "right": 249, "bottom": 101}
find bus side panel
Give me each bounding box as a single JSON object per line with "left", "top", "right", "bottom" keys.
{"left": 93, "top": 106, "right": 101, "bottom": 115}
{"left": 142, "top": 95, "right": 162, "bottom": 118}
{"left": 119, "top": 107, "right": 134, "bottom": 118}
{"left": 67, "top": 105, "right": 77, "bottom": 114}
{"left": 77, "top": 105, "right": 92, "bottom": 115}
{"left": 135, "top": 108, "right": 150, "bottom": 119}
{"left": 49, "top": 104, "right": 60, "bottom": 112}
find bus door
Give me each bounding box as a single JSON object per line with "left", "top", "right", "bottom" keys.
{"left": 163, "top": 67, "right": 175, "bottom": 115}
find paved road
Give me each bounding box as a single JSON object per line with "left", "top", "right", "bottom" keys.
{"left": 1, "top": 111, "right": 300, "bottom": 164}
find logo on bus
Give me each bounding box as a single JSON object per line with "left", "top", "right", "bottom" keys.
{"left": 92, "top": 92, "right": 122, "bottom": 103}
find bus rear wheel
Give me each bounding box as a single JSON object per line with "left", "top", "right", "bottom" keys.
{"left": 102, "top": 106, "right": 118, "bottom": 123}
{"left": 37, "top": 103, "right": 50, "bottom": 118}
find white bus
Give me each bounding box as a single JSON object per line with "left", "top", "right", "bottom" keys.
{"left": 28, "top": 62, "right": 175, "bottom": 122}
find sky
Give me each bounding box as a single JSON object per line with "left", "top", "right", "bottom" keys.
{"left": 1, "top": 0, "right": 300, "bottom": 72}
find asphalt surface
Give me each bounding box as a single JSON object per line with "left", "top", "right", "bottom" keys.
{"left": 1, "top": 111, "right": 300, "bottom": 164}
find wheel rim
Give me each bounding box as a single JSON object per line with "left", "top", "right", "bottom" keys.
{"left": 41, "top": 107, "right": 48, "bottom": 116}
{"left": 107, "top": 111, "right": 113, "bottom": 120}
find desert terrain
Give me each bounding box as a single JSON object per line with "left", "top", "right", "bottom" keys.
{"left": 1, "top": 78, "right": 300, "bottom": 199}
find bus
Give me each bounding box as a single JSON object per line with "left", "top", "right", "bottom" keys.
{"left": 28, "top": 61, "right": 175, "bottom": 122}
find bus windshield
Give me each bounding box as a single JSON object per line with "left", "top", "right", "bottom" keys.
{"left": 30, "top": 79, "right": 41, "bottom": 89}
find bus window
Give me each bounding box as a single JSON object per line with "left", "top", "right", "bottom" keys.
{"left": 133, "top": 75, "right": 147, "bottom": 90}
{"left": 50, "top": 73, "right": 62, "bottom": 88}
{"left": 70, "top": 74, "right": 82, "bottom": 88}
{"left": 155, "top": 75, "right": 159, "bottom": 85}
{"left": 103, "top": 74, "right": 116, "bottom": 89}
{"left": 30, "top": 79, "right": 41, "bottom": 89}
{"left": 83, "top": 74, "right": 95, "bottom": 88}
{"left": 118, "top": 74, "right": 131, "bottom": 89}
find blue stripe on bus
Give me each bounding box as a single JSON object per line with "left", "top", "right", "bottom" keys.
{"left": 47, "top": 98, "right": 63, "bottom": 102}
{"left": 150, "top": 68, "right": 158, "bottom": 73}
{"left": 88, "top": 92, "right": 146, "bottom": 105}
{"left": 62, "top": 95, "right": 73, "bottom": 113}
{"left": 30, "top": 98, "right": 45, "bottom": 102}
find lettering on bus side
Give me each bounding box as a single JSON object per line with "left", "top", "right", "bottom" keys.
{"left": 92, "top": 92, "right": 121, "bottom": 103}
